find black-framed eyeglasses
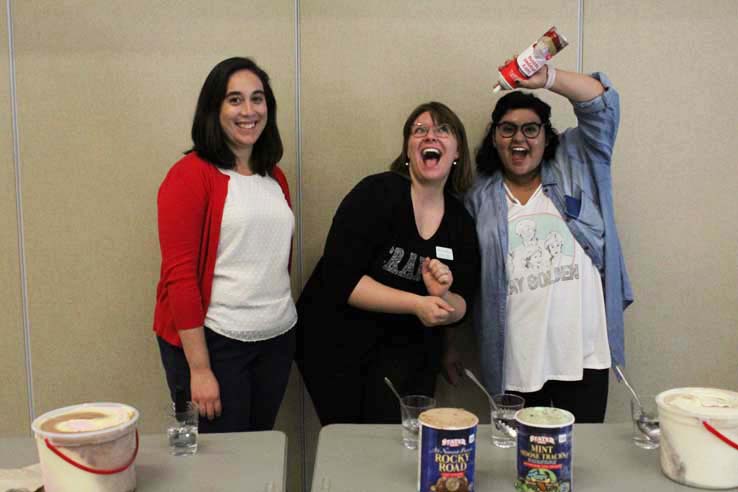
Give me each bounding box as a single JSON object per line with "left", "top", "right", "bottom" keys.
{"left": 411, "top": 123, "right": 453, "bottom": 139}
{"left": 495, "top": 121, "right": 544, "bottom": 138}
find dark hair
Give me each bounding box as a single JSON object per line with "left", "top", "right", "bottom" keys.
{"left": 390, "top": 101, "right": 474, "bottom": 195}
{"left": 475, "top": 91, "right": 559, "bottom": 176}
{"left": 188, "top": 57, "right": 283, "bottom": 176}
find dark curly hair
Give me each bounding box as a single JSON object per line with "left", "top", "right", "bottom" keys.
{"left": 187, "top": 57, "right": 283, "bottom": 176}
{"left": 475, "top": 91, "right": 559, "bottom": 176}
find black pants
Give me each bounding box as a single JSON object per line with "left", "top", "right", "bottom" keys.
{"left": 157, "top": 327, "right": 295, "bottom": 433}
{"left": 509, "top": 368, "right": 609, "bottom": 423}
{"left": 301, "top": 341, "right": 439, "bottom": 426}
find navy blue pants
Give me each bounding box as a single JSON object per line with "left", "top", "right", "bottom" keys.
{"left": 509, "top": 368, "right": 610, "bottom": 423}
{"left": 157, "top": 327, "right": 295, "bottom": 433}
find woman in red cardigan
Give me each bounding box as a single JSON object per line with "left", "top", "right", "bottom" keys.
{"left": 153, "top": 57, "right": 296, "bottom": 432}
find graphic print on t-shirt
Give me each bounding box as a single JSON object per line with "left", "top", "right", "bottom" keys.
{"left": 382, "top": 246, "right": 426, "bottom": 281}
{"left": 507, "top": 213, "right": 579, "bottom": 296}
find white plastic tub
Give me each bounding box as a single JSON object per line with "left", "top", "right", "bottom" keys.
{"left": 31, "top": 402, "right": 139, "bottom": 492}
{"left": 657, "top": 387, "right": 738, "bottom": 489}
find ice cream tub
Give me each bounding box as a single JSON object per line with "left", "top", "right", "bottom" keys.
{"left": 31, "top": 402, "right": 139, "bottom": 492}
{"left": 657, "top": 387, "right": 738, "bottom": 489}
{"left": 418, "top": 408, "right": 478, "bottom": 492}
{"left": 515, "top": 407, "right": 574, "bottom": 492}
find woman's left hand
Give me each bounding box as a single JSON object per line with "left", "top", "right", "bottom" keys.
{"left": 422, "top": 258, "right": 453, "bottom": 298}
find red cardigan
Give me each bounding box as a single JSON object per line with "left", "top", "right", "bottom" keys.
{"left": 153, "top": 152, "right": 292, "bottom": 347}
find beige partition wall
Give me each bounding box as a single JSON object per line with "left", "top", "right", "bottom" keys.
{"left": 4, "top": 1, "right": 738, "bottom": 491}
{"left": 0, "top": 2, "right": 30, "bottom": 437}
{"left": 300, "top": 0, "right": 738, "bottom": 485}
{"left": 584, "top": 0, "right": 738, "bottom": 420}
{"left": 299, "top": 0, "right": 581, "bottom": 485}
{"left": 9, "top": 1, "right": 302, "bottom": 490}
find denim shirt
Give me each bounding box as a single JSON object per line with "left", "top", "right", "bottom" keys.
{"left": 464, "top": 73, "right": 634, "bottom": 394}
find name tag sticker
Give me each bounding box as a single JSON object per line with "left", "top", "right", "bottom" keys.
{"left": 436, "top": 246, "right": 454, "bottom": 261}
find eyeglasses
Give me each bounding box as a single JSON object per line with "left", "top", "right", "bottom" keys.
{"left": 495, "top": 121, "right": 543, "bottom": 138}
{"left": 411, "top": 123, "right": 453, "bottom": 139}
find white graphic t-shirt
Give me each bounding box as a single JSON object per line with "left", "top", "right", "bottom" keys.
{"left": 503, "top": 184, "right": 610, "bottom": 392}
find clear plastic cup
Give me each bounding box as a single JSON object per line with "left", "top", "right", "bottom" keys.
{"left": 399, "top": 395, "right": 436, "bottom": 449}
{"left": 631, "top": 396, "right": 660, "bottom": 449}
{"left": 167, "top": 401, "right": 199, "bottom": 456}
{"left": 491, "top": 394, "right": 525, "bottom": 448}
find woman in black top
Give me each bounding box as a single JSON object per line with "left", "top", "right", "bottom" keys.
{"left": 296, "top": 102, "right": 480, "bottom": 424}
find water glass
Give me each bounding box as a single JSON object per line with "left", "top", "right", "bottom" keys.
{"left": 167, "top": 401, "right": 199, "bottom": 456}
{"left": 399, "top": 395, "right": 436, "bottom": 449}
{"left": 491, "top": 393, "right": 525, "bottom": 448}
{"left": 631, "top": 396, "right": 660, "bottom": 449}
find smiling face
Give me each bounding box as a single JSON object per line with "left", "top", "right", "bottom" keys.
{"left": 493, "top": 108, "right": 546, "bottom": 185}
{"left": 406, "top": 111, "right": 459, "bottom": 188}
{"left": 219, "top": 69, "right": 267, "bottom": 156}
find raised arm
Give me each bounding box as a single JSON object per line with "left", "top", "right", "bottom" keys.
{"left": 515, "top": 65, "right": 619, "bottom": 165}
{"left": 515, "top": 65, "right": 604, "bottom": 102}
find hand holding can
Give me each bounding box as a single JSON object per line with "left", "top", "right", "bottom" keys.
{"left": 493, "top": 26, "right": 568, "bottom": 92}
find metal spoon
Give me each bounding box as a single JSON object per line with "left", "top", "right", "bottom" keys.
{"left": 614, "top": 365, "right": 660, "bottom": 440}
{"left": 463, "top": 369, "right": 498, "bottom": 411}
{"left": 614, "top": 365, "right": 643, "bottom": 409}
{"left": 384, "top": 377, "right": 403, "bottom": 404}
{"left": 464, "top": 369, "right": 520, "bottom": 439}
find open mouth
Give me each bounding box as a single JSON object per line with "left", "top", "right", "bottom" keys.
{"left": 511, "top": 146, "right": 529, "bottom": 159}
{"left": 236, "top": 121, "right": 257, "bottom": 129}
{"left": 421, "top": 148, "right": 442, "bottom": 165}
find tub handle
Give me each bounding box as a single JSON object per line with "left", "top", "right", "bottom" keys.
{"left": 45, "top": 430, "right": 139, "bottom": 474}
{"left": 702, "top": 421, "right": 738, "bottom": 451}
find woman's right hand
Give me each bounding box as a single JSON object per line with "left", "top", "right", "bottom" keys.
{"left": 414, "top": 295, "right": 455, "bottom": 327}
{"left": 190, "top": 368, "right": 222, "bottom": 420}
{"left": 179, "top": 327, "right": 222, "bottom": 421}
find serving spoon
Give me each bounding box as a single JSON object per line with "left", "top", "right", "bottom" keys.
{"left": 463, "top": 369, "right": 498, "bottom": 411}
{"left": 614, "top": 365, "right": 660, "bottom": 440}
{"left": 384, "top": 377, "right": 403, "bottom": 404}
{"left": 464, "top": 369, "right": 519, "bottom": 438}
{"left": 614, "top": 365, "right": 643, "bottom": 409}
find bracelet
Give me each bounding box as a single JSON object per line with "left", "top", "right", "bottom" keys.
{"left": 544, "top": 65, "right": 557, "bottom": 89}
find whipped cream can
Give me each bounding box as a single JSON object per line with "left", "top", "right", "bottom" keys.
{"left": 494, "top": 26, "right": 569, "bottom": 92}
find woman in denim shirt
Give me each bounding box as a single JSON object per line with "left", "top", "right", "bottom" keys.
{"left": 465, "top": 65, "right": 633, "bottom": 422}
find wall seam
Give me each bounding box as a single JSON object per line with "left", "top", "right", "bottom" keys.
{"left": 293, "top": 1, "right": 307, "bottom": 491}
{"left": 577, "top": 0, "right": 584, "bottom": 72}
{"left": 6, "top": 0, "right": 35, "bottom": 430}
